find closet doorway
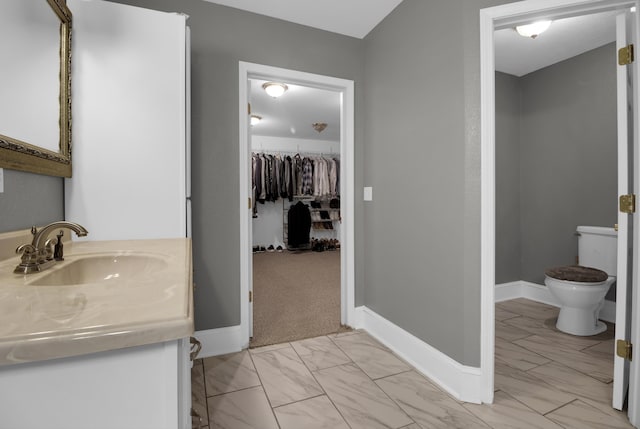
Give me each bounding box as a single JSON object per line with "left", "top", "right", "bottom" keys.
{"left": 238, "top": 62, "right": 355, "bottom": 349}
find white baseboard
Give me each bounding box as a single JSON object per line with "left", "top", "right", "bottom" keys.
{"left": 194, "top": 326, "right": 246, "bottom": 359}
{"left": 353, "top": 306, "right": 486, "bottom": 404}
{"left": 495, "top": 281, "right": 523, "bottom": 302}
{"left": 495, "top": 280, "right": 616, "bottom": 324}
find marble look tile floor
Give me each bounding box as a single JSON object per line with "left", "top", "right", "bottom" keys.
{"left": 191, "top": 298, "right": 634, "bottom": 428}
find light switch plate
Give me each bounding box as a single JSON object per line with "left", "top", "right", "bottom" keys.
{"left": 364, "top": 186, "right": 372, "bottom": 201}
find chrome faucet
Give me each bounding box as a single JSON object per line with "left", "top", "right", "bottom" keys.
{"left": 14, "top": 221, "right": 88, "bottom": 274}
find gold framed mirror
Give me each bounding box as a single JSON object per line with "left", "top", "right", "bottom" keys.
{"left": 0, "top": 0, "right": 72, "bottom": 177}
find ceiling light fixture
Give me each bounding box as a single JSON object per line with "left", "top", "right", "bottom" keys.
{"left": 250, "top": 115, "right": 262, "bottom": 125}
{"left": 312, "top": 122, "right": 327, "bottom": 133}
{"left": 262, "top": 82, "right": 288, "bottom": 98}
{"left": 515, "top": 20, "right": 552, "bottom": 39}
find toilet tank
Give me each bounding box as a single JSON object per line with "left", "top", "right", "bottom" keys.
{"left": 577, "top": 226, "right": 617, "bottom": 276}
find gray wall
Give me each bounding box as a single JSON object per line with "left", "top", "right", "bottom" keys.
{"left": 106, "top": 0, "right": 365, "bottom": 330}
{"left": 520, "top": 43, "right": 617, "bottom": 285}
{"left": 495, "top": 44, "right": 617, "bottom": 288}
{"left": 362, "top": 0, "right": 513, "bottom": 366}
{"left": 495, "top": 72, "right": 522, "bottom": 284}
{"left": 0, "top": 169, "right": 63, "bottom": 233}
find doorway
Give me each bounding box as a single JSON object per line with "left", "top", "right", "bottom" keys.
{"left": 480, "top": 0, "right": 640, "bottom": 423}
{"left": 494, "top": 8, "right": 620, "bottom": 417}
{"left": 238, "top": 62, "right": 356, "bottom": 349}
{"left": 249, "top": 79, "right": 344, "bottom": 346}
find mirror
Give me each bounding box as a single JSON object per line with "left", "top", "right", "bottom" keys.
{"left": 0, "top": 0, "right": 72, "bottom": 177}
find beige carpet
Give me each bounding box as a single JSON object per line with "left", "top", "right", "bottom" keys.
{"left": 251, "top": 250, "right": 348, "bottom": 348}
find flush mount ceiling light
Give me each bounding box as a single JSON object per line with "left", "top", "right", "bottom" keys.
{"left": 312, "top": 122, "right": 327, "bottom": 133}
{"left": 250, "top": 115, "right": 262, "bottom": 125}
{"left": 515, "top": 20, "right": 552, "bottom": 39}
{"left": 262, "top": 82, "right": 288, "bottom": 98}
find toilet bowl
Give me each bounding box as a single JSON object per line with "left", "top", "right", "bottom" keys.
{"left": 544, "top": 226, "right": 617, "bottom": 336}
{"left": 545, "top": 271, "right": 615, "bottom": 336}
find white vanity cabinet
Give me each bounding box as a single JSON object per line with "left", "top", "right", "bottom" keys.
{"left": 0, "top": 338, "right": 191, "bottom": 429}
{"left": 0, "top": 238, "right": 194, "bottom": 429}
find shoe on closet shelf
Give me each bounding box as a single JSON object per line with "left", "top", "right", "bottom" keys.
{"left": 276, "top": 245, "right": 283, "bottom": 252}
{"left": 267, "top": 245, "right": 275, "bottom": 252}
{"left": 252, "top": 246, "right": 259, "bottom": 253}
{"left": 312, "top": 239, "right": 325, "bottom": 252}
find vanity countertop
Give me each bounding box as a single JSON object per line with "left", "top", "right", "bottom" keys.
{"left": 0, "top": 238, "right": 193, "bottom": 366}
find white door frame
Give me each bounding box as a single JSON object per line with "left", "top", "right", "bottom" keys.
{"left": 238, "top": 61, "right": 356, "bottom": 347}
{"left": 480, "top": 0, "right": 639, "bottom": 405}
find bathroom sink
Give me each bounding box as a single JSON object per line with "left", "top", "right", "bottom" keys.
{"left": 29, "top": 253, "right": 168, "bottom": 286}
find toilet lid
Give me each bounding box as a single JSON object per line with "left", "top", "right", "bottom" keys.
{"left": 545, "top": 265, "right": 608, "bottom": 283}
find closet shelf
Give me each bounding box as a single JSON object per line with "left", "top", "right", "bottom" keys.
{"left": 292, "top": 195, "right": 340, "bottom": 201}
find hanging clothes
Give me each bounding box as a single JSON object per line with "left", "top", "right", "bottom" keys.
{"left": 301, "top": 157, "right": 314, "bottom": 196}
{"left": 284, "top": 156, "right": 292, "bottom": 200}
{"left": 313, "top": 157, "right": 331, "bottom": 198}
{"left": 251, "top": 151, "right": 341, "bottom": 214}
{"left": 293, "top": 154, "right": 303, "bottom": 197}
{"left": 288, "top": 201, "right": 311, "bottom": 248}
{"left": 328, "top": 158, "right": 338, "bottom": 197}
{"left": 268, "top": 154, "right": 278, "bottom": 202}
{"left": 333, "top": 158, "right": 340, "bottom": 196}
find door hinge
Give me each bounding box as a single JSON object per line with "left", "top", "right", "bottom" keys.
{"left": 620, "top": 194, "right": 636, "bottom": 214}
{"left": 248, "top": 103, "right": 251, "bottom": 115}
{"left": 617, "top": 339, "right": 633, "bottom": 361}
{"left": 619, "top": 44, "right": 635, "bottom": 65}
{"left": 249, "top": 291, "right": 253, "bottom": 302}
{"left": 249, "top": 197, "right": 252, "bottom": 209}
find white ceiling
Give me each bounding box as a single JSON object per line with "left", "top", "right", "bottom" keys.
{"left": 202, "top": 0, "right": 404, "bottom": 39}
{"left": 206, "top": 1, "right": 622, "bottom": 77}
{"left": 221, "top": 2, "right": 624, "bottom": 140}
{"left": 495, "top": 11, "right": 618, "bottom": 77}
{"left": 250, "top": 79, "right": 340, "bottom": 142}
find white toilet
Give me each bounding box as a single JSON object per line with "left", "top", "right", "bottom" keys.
{"left": 544, "top": 226, "right": 617, "bottom": 336}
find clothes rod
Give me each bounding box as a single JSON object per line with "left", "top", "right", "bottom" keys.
{"left": 251, "top": 150, "right": 340, "bottom": 157}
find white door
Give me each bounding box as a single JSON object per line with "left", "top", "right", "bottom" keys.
{"left": 248, "top": 80, "right": 254, "bottom": 338}
{"left": 627, "top": 5, "right": 640, "bottom": 423}
{"left": 614, "top": 9, "right": 637, "bottom": 413}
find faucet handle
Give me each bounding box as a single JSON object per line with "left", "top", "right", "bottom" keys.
{"left": 44, "top": 238, "right": 58, "bottom": 261}
{"left": 14, "top": 243, "right": 41, "bottom": 274}
{"left": 16, "top": 243, "right": 36, "bottom": 255}
{"left": 15, "top": 244, "right": 38, "bottom": 264}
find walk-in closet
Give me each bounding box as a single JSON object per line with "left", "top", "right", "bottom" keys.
{"left": 249, "top": 78, "right": 345, "bottom": 347}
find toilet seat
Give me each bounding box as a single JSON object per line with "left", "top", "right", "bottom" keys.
{"left": 545, "top": 265, "right": 608, "bottom": 283}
